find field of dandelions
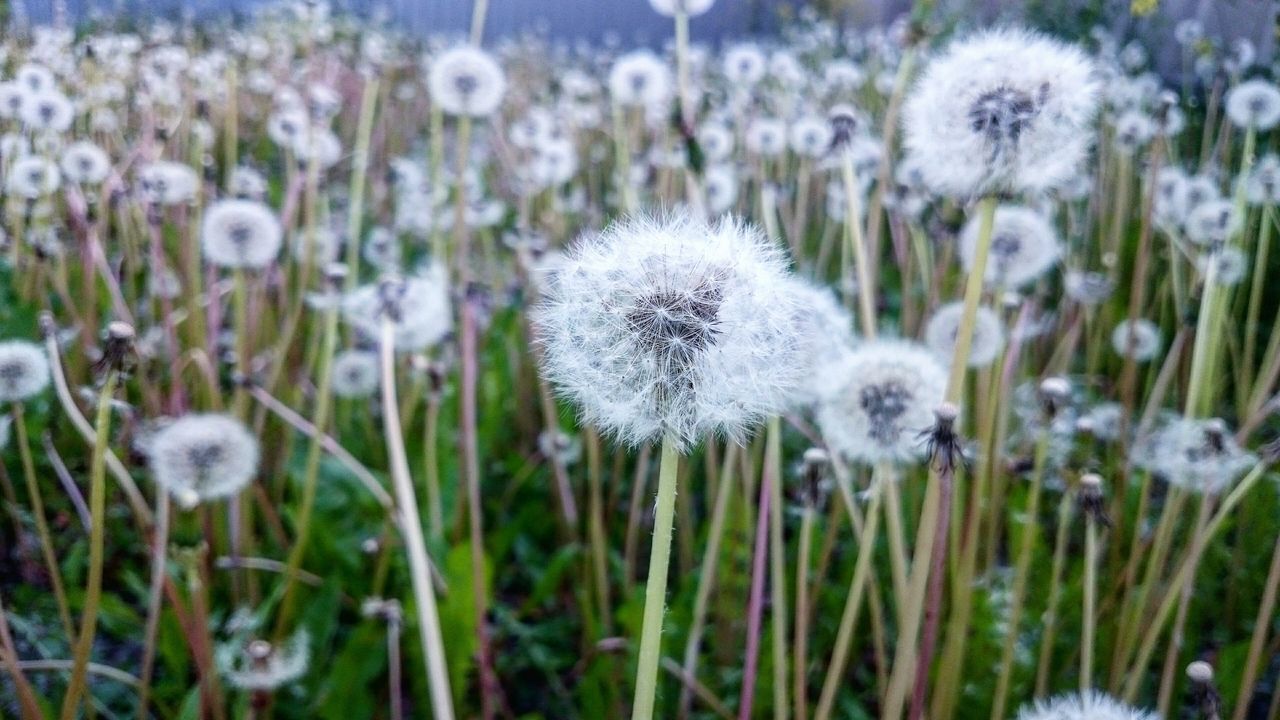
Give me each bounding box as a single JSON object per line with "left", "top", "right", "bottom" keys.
{"left": 3, "top": 0, "right": 1280, "bottom": 718}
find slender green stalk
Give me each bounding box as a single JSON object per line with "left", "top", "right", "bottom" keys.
{"left": 12, "top": 403, "right": 74, "bottom": 639}
{"left": 136, "top": 493, "right": 170, "bottom": 720}
{"left": 631, "top": 435, "right": 681, "bottom": 720}
{"left": 766, "top": 417, "right": 790, "bottom": 720}
{"left": 1233, "top": 531, "right": 1280, "bottom": 720}
{"left": 1082, "top": 499, "right": 1099, "bottom": 693}
{"left": 794, "top": 496, "right": 815, "bottom": 720}
{"left": 587, "top": 428, "right": 612, "bottom": 633}
{"left": 343, "top": 75, "right": 380, "bottom": 292}
{"left": 1035, "top": 493, "right": 1074, "bottom": 697}
{"left": 60, "top": 369, "right": 119, "bottom": 720}
{"left": 378, "top": 318, "right": 456, "bottom": 720}
{"left": 469, "top": 0, "right": 489, "bottom": 44}
{"left": 839, "top": 149, "right": 876, "bottom": 338}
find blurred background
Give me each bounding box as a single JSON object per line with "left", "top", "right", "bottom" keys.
{"left": 12, "top": 0, "right": 1278, "bottom": 73}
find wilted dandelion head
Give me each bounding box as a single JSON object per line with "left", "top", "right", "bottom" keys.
{"left": 533, "top": 212, "right": 806, "bottom": 450}
{"left": 330, "top": 349, "right": 380, "bottom": 399}
{"left": 609, "top": 51, "right": 671, "bottom": 108}
{"left": 137, "top": 161, "right": 198, "bottom": 206}
{"left": 1246, "top": 153, "right": 1280, "bottom": 205}
{"left": 1133, "top": 416, "right": 1256, "bottom": 495}
{"left": 5, "top": 156, "right": 61, "bottom": 199}
{"left": 1225, "top": 79, "right": 1280, "bottom": 131}
{"left": 815, "top": 340, "right": 947, "bottom": 466}
{"left": 342, "top": 266, "right": 452, "bottom": 352}
{"left": 1110, "top": 318, "right": 1161, "bottom": 361}
{"left": 960, "top": 204, "right": 1061, "bottom": 288}
{"left": 427, "top": 46, "right": 506, "bottom": 118}
{"left": 59, "top": 141, "right": 111, "bottom": 186}
{"left": 648, "top": 0, "right": 715, "bottom": 18}
{"left": 902, "top": 28, "right": 1099, "bottom": 197}
{"left": 1014, "top": 691, "right": 1157, "bottom": 720}
{"left": 147, "top": 414, "right": 260, "bottom": 509}
{"left": 217, "top": 631, "right": 309, "bottom": 691}
{"left": 925, "top": 302, "right": 1005, "bottom": 368}
{"left": 0, "top": 340, "right": 51, "bottom": 402}
{"left": 201, "top": 199, "right": 284, "bottom": 270}
{"left": 1184, "top": 199, "right": 1241, "bottom": 247}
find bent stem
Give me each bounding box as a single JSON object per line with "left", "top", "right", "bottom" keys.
{"left": 60, "top": 369, "right": 119, "bottom": 720}
{"left": 631, "top": 434, "right": 681, "bottom": 720}
{"left": 378, "top": 318, "right": 456, "bottom": 720}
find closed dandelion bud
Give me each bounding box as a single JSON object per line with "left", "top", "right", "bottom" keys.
{"left": 533, "top": 212, "right": 806, "bottom": 450}
{"left": 0, "top": 340, "right": 51, "bottom": 402}
{"left": 902, "top": 28, "right": 1100, "bottom": 198}
{"left": 146, "top": 414, "right": 260, "bottom": 509}
{"left": 201, "top": 199, "right": 284, "bottom": 270}
{"left": 1078, "top": 472, "right": 1109, "bottom": 525}
{"left": 1014, "top": 691, "right": 1157, "bottom": 720}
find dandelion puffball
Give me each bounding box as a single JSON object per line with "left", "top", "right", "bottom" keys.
{"left": 924, "top": 302, "right": 1004, "bottom": 367}
{"left": 427, "top": 46, "right": 506, "bottom": 118}
{"left": 330, "top": 349, "right": 380, "bottom": 398}
{"left": 609, "top": 51, "right": 672, "bottom": 108}
{"left": 815, "top": 340, "right": 947, "bottom": 466}
{"left": 1110, "top": 319, "right": 1161, "bottom": 361}
{"left": 201, "top": 199, "right": 284, "bottom": 269}
{"left": 534, "top": 213, "right": 806, "bottom": 450}
{"left": 648, "top": 0, "right": 715, "bottom": 17}
{"left": 1014, "top": 691, "right": 1157, "bottom": 720}
{"left": 902, "top": 28, "right": 1099, "bottom": 197}
{"left": 0, "top": 341, "right": 52, "bottom": 402}
{"left": 960, "top": 204, "right": 1061, "bottom": 288}
{"left": 342, "top": 267, "right": 452, "bottom": 352}
{"left": 1133, "top": 417, "right": 1256, "bottom": 495}
{"left": 1225, "top": 79, "right": 1280, "bottom": 131}
{"left": 147, "top": 414, "right": 260, "bottom": 509}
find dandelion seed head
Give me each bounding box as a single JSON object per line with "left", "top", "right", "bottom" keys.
{"left": 19, "top": 90, "right": 73, "bottom": 133}
{"left": 59, "top": 141, "right": 111, "bottom": 185}
{"left": 722, "top": 43, "right": 767, "bottom": 85}
{"left": 1184, "top": 199, "right": 1241, "bottom": 246}
{"left": 1246, "top": 153, "right": 1280, "bottom": 205}
{"left": 609, "top": 51, "right": 671, "bottom": 108}
{"left": 746, "top": 117, "right": 787, "bottom": 156}
{"left": 648, "top": 0, "right": 715, "bottom": 18}
{"left": 788, "top": 279, "right": 858, "bottom": 406}
{"left": 1110, "top": 318, "right": 1161, "bottom": 361}
{"left": 789, "top": 115, "right": 833, "bottom": 158}
{"left": 6, "top": 156, "right": 61, "bottom": 198}
{"left": 428, "top": 46, "right": 506, "bottom": 118}
{"left": 815, "top": 340, "right": 947, "bottom": 466}
{"left": 147, "top": 414, "right": 260, "bottom": 509}
{"left": 137, "top": 161, "right": 198, "bottom": 205}
{"left": 1015, "top": 691, "right": 1157, "bottom": 720}
{"left": 1225, "top": 79, "right": 1280, "bottom": 131}
{"left": 1197, "top": 245, "right": 1248, "bottom": 286}
{"left": 533, "top": 212, "right": 806, "bottom": 450}
{"left": 1064, "top": 269, "right": 1114, "bottom": 306}
{"left": 960, "top": 204, "right": 1061, "bottom": 288}
{"left": 703, "top": 164, "right": 739, "bottom": 215}
{"left": 902, "top": 28, "right": 1100, "bottom": 197}
{"left": 201, "top": 199, "right": 284, "bottom": 270}
{"left": 0, "top": 341, "right": 51, "bottom": 402}
{"left": 1112, "top": 110, "right": 1155, "bottom": 155}
{"left": 698, "top": 122, "right": 734, "bottom": 163}
{"left": 217, "top": 630, "right": 309, "bottom": 691}
{"left": 924, "top": 302, "right": 1005, "bottom": 368}
{"left": 330, "top": 349, "right": 380, "bottom": 399}
{"left": 342, "top": 267, "right": 452, "bottom": 352}
{"left": 1133, "top": 416, "right": 1256, "bottom": 495}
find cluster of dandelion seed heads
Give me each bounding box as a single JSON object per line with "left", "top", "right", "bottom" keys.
{"left": 902, "top": 27, "right": 1100, "bottom": 198}
{"left": 146, "top": 414, "right": 261, "bottom": 509}
{"left": 534, "top": 212, "right": 806, "bottom": 450}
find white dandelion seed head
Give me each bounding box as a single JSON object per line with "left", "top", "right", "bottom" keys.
{"left": 746, "top": 118, "right": 788, "bottom": 157}
{"left": 228, "top": 166, "right": 268, "bottom": 200}
{"left": 16, "top": 63, "right": 55, "bottom": 94}
{"left": 823, "top": 59, "right": 865, "bottom": 91}
{"left": 609, "top": 51, "right": 671, "bottom": 108}
{"left": 137, "top": 161, "right": 198, "bottom": 205}
{"left": 218, "top": 631, "right": 309, "bottom": 691}
{"left": 1184, "top": 199, "right": 1241, "bottom": 246}
{"left": 428, "top": 46, "right": 506, "bottom": 118}
{"left": 1246, "top": 153, "right": 1280, "bottom": 205}
{"left": 815, "top": 340, "right": 947, "bottom": 466}
{"left": 362, "top": 227, "right": 402, "bottom": 272}
{"left": 342, "top": 267, "right": 452, "bottom": 352}
{"left": 1197, "top": 245, "right": 1248, "bottom": 286}
{"left": 5, "top": 156, "right": 61, "bottom": 199}
{"left": 1133, "top": 416, "right": 1256, "bottom": 495}
{"left": 960, "top": 204, "right": 1061, "bottom": 288}
{"left": 1064, "top": 269, "right": 1115, "bottom": 306}
{"left": 533, "top": 212, "right": 807, "bottom": 450}
{"left": 723, "top": 43, "right": 767, "bottom": 85}
{"left": 0, "top": 341, "right": 51, "bottom": 402}
{"left": 538, "top": 430, "right": 583, "bottom": 466}
{"left": 1110, "top": 318, "right": 1162, "bottom": 361}
{"left": 201, "top": 199, "right": 283, "bottom": 270}
{"left": 648, "top": 0, "right": 714, "bottom": 18}
{"left": 148, "top": 414, "right": 260, "bottom": 509}
{"left": 1112, "top": 110, "right": 1155, "bottom": 155}
{"left": 59, "top": 141, "right": 111, "bottom": 185}
{"left": 698, "top": 122, "right": 735, "bottom": 163}
{"left": 1080, "top": 402, "right": 1125, "bottom": 442}
{"left": 1015, "top": 691, "right": 1157, "bottom": 720}
{"left": 1225, "top": 79, "right": 1280, "bottom": 130}
{"left": 19, "top": 90, "right": 74, "bottom": 133}
{"left": 1174, "top": 19, "right": 1203, "bottom": 46}
{"left": 924, "top": 302, "right": 1005, "bottom": 368}
{"left": 789, "top": 115, "right": 833, "bottom": 159}
{"left": 292, "top": 226, "right": 342, "bottom": 266}
{"left": 1154, "top": 166, "right": 1190, "bottom": 228}
{"left": 787, "top": 279, "right": 858, "bottom": 406}
{"left": 1184, "top": 174, "right": 1222, "bottom": 209}
{"left": 291, "top": 125, "right": 342, "bottom": 170}
{"left": 266, "top": 109, "right": 309, "bottom": 148}
{"left": 902, "top": 27, "right": 1100, "bottom": 197}
{"left": 702, "top": 164, "right": 739, "bottom": 215}
{"left": 330, "top": 349, "right": 380, "bottom": 399}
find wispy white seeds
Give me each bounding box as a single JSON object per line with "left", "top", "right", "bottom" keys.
{"left": 1225, "top": 79, "right": 1280, "bottom": 131}
{"left": 147, "top": 414, "right": 260, "bottom": 509}
{"left": 1133, "top": 417, "right": 1256, "bottom": 495}
{"left": 924, "top": 302, "right": 1004, "bottom": 368}
{"left": 218, "top": 631, "right": 310, "bottom": 691}
{"left": 330, "top": 349, "right": 380, "bottom": 399}
{"left": 0, "top": 341, "right": 52, "bottom": 402}
{"left": 1014, "top": 691, "right": 1157, "bottom": 720}
{"left": 609, "top": 51, "right": 671, "bottom": 108}
{"left": 201, "top": 199, "right": 284, "bottom": 270}
{"left": 959, "top": 204, "right": 1061, "bottom": 288}
{"left": 342, "top": 267, "right": 452, "bottom": 352}
{"left": 427, "top": 46, "right": 507, "bottom": 118}
{"left": 1110, "top": 318, "right": 1162, "bottom": 361}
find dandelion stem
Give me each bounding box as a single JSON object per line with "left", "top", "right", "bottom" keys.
{"left": 1232, "top": 530, "right": 1280, "bottom": 720}
{"left": 60, "top": 369, "right": 119, "bottom": 720}
{"left": 136, "top": 491, "right": 170, "bottom": 720}
{"left": 378, "top": 317, "right": 456, "bottom": 720}
{"left": 765, "top": 417, "right": 790, "bottom": 720}
{"left": 344, "top": 75, "right": 380, "bottom": 292}
{"left": 1082, "top": 496, "right": 1099, "bottom": 693}
{"left": 839, "top": 149, "right": 876, "bottom": 338}
{"left": 12, "top": 402, "right": 74, "bottom": 640}
{"left": 631, "top": 434, "right": 681, "bottom": 720}
{"left": 1035, "top": 493, "right": 1074, "bottom": 697}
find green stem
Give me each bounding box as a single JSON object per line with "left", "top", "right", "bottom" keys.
{"left": 631, "top": 434, "right": 681, "bottom": 720}
{"left": 1034, "top": 493, "right": 1074, "bottom": 697}
{"left": 766, "top": 417, "right": 790, "bottom": 720}
{"left": 1082, "top": 503, "right": 1099, "bottom": 693}
{"left": 12, "top": 403, "right": 74, "bottom": 639}
{"left": 344, "top": 75, "right": 380, "bottom": 292}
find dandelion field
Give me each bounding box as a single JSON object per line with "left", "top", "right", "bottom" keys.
{"left": 1, "top": 1, "right": 1280, "bottom": 718}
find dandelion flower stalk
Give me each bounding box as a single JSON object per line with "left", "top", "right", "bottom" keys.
{"left": 1080, "top": 474, "right": 1105, "bottom": 693}
{"left": 61, "top": 322, "right": 131, "bottom": 720}
{"left": 344, "top": 76, "right": 380, "bottom": 292}
{"left": 1233, "top": 529, "right": 1280, "bottom": 720}
{"left": 12, "top": 401, "right": 74, "bottom": 638}
{"left": 632, "top": 435, "right": 681, "bottom": 720}
{"left": 766, "top": 416, "right": 790, "bottom": 720}
{"left": 1034, "top": 492, "right": 1074, "bottom": 697}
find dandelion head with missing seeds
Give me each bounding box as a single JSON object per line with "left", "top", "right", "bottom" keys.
{"left": 0, "top": 340, "right": 51, "bottom": 403}
{"left": 146, "top": 413, "right": 260, "bottom": 509}
{"left": 201, "top": 199, "right": 284, "bottom": 270}
{"left": 217, "top": 630, "right": 310, "bottom": 691}
{"left": 902, "top": 27, "right": 1099, "bottom": 198}
{"left": 1014, "top": 691, "right": 1157, "bottom": 720}
{"left": 533, "top": 212, "right": 806, "bottom": 450}
{"left": 815, "top": 340, "right": 947, "bottom": 466}
{"left": 1133, "top": 416, "right": 1256, "bottom": 495}
{"left": 427, "top": 46, "right": 506, "bottom": 118}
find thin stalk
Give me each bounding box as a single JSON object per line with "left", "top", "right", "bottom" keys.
{"left": 587, "top": 428, "right": 612, "bottom": 633}
{"left": 766, "top": 417, "right": 790, "bottom": 720}
{"left": 344, "top": 75, "right": 380, "bottom": 292}
{"left": 740, "top": 456, "right": 772, "bottom": 720}
{"left": 1156, "top": 496, "right": 1213, "bottom": 717}
{"left": 794, "top": 497, "right": 815, "bottom": 720}
{"left": 631, "top": 435, "right": 681, "bottom": 720}
{"left": 1243, "top": 205, "right": 1274, "bottom": 398}
{"left": 12, "top": 403, "right": 74, "bottom": 639}
{"left": 60, "top": 369, "right": 119, "bottom": 720}
{"left": 1082, "top": 501, "right": 1099, "bottom": 693}
{"left": 136, "top": 493, "right": 171, "bottom": 720}
{"left": 840, "top": 149, "right": 876, "bottom": 338}
{"left": 1232, "top": 531, "right": 1280, "bottom": 720}
{"left": 378, "top": 318, "right": 456, "bottom": 720}
{"left": 1035, "top": 494, "right": 1075, "bottom": 697}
